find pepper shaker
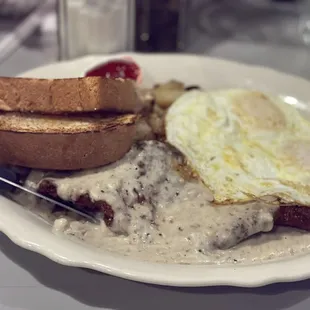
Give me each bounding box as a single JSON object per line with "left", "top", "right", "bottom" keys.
{"left": 134, "top": 0, "right": 188, "bottom": 52}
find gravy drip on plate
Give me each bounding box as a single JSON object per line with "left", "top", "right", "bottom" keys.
{"left": 15, "top": 141, "right": 310, "bottom": 264}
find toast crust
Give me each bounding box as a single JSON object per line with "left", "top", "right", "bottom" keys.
{"left": 0, "top": 113, "right": 138, "bottom": 170}
{"left": 0, "top": 77, "right": 140, "bottom": 114}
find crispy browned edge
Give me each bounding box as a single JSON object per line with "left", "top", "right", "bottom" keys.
{"left": 38, "top": 180, "right": 114, "bottom": 227}
{"left": 0, "top": 117, "right": 137, "bottom": 170}
{"left": 0, "top": 77, "right": 140, "bottom": 114}
{"left": 0, "top": 113, "right": 137, "bottom": 134}
{"left": 275, "top": 205, "right": 310, "bottom": 231}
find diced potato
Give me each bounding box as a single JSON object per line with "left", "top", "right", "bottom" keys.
{"left": 153, "top": 80, "right": 186, "bottom": 108}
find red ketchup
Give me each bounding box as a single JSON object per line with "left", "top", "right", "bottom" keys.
{"left": 85, "top": 57, "right": 142, "bottom": 83}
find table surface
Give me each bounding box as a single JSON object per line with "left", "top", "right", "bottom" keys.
{"left": 2, "top": 8, "right": 310, "bottom": 310}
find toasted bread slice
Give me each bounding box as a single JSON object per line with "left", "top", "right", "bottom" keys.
{"left": 0, "top": 112, "right": 138, "bottom": 170}
{"left": 0, "top": 77, "right": 140, "bottom": 114}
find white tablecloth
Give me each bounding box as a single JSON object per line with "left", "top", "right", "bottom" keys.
{"left": 1, "top": 231, "right": 310, "bottom": 310}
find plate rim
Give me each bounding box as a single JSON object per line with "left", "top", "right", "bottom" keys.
{"left": 1, "top": 52, "right": 309, "bottom": 287}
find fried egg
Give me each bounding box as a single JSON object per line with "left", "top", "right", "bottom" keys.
{"left": 166, "top": 89, "right": 310, "bottom": 205}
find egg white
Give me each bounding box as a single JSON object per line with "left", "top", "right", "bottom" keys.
{"left": 166, "top": 89, "right": 310, "bottom": 205}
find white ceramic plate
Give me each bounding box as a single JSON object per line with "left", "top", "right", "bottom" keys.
{"left": 2, "top": 53, "right": 310, "bottom": 287}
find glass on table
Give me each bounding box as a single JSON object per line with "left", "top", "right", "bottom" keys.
{"left": 57, "top": 0, "right": 135, "bottom": 60}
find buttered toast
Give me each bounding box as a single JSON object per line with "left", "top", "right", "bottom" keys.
{"left": 0, "top": 75, "right": 141, "bottom": 170}
{"left": 0, "top": 77, "right": 141, "bottom": 114}
{"left": 0, "top": 112, "right": 138, "bottom": 170}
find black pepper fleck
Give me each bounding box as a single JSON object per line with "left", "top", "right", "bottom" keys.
{"left": 138, "top": 161, "right": 145, "bottom": 168}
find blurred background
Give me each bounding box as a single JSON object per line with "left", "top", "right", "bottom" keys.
{"left": 0, "top": 0, "right": 310, "bottom": 78}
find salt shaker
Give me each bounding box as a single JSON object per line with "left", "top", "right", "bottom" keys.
{"left": 57, "top": 0, "right": 135, "bottom": 60}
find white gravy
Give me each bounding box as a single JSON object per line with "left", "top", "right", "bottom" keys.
{"left": 14, "top": 141, "right": 310, "bottom": 265}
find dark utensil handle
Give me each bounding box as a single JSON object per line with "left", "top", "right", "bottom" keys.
{"left": 0, "top": 167, "right": 17, "bottom": 191}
